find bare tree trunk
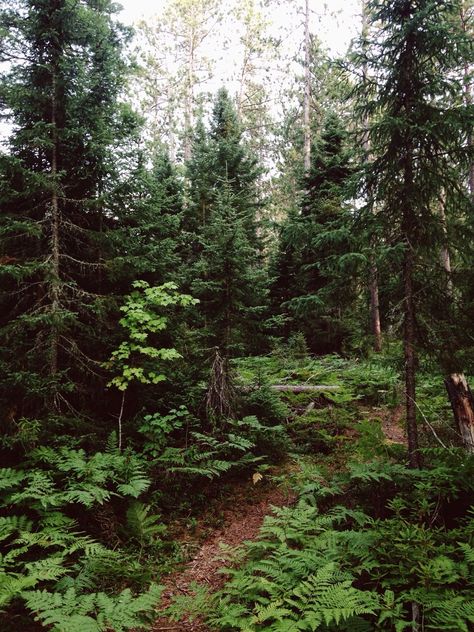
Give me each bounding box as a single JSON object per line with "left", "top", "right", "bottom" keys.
{"left": 50, "top": 71, "right": 60, "bottom": 379}
{"left": 369, "top": 265, "right": 382, "bottom": 352}
{"left": 118, "top": 390, "right": 125, "bottom": 451}
{"left": 183, "top": 32, "right": 195, "bottom": 162}
{"left": 206, "top": 348, "right": 235, "bottom": 425}
{"left": 236, "top": 49, "right": 249, "bottom": 122}
{"left": 167, "top": 83, "right": 177, "bottom": 163}
{"left": 404, "top": 242, "right": 420, "bottom": 468}
{"left": 445, "top": 373, "right": 474, "bottom": 452}
{"left": 303, "top": 0, "right": 311, "bottom": 174}
{"left": 411, "top": 602, "right": 421, "bottom": 632}
{"left": 362, "top": 0, "right": 382, "bottom": 353}
{"left": 460, "top": 1, "right": 473, "bottom": 199}
{"left": 439, "top": 199, "right": 453, "bottom": 294}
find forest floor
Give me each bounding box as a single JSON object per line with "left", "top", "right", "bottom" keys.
{"left": 151, "top": 475, "right": 297, "bottom": 631}
{"left": 150, "top": 398, "right": 407, "bottom": 631}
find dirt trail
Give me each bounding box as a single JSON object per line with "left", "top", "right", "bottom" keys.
{"left": 380, "top": 403, "right": 406, "bottom": 444}
{"left": 150, "top": 400, "right": 406, "bottom": 630}
{"left": 151, "top": 482, "right": 296, "bottom": 632}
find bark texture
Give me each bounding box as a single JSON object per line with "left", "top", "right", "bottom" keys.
{"left": 362, "top": 0, "right": 382, "bottom": 353}
{"left": 404, "top": 243, "right": 420, "bottom": 468}
{"left": 445, "top": 373, "right": 474, "bottom": 452}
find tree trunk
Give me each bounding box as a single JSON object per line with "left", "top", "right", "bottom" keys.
{"left": 404, "top": 243, "right": 420, "bottom": 468}
{"left": 50, "top": 70, "right": 60, "bottom": 379}
{"left": 369, "top": 262, "right": 382, "bottom": 352}
{"left": 303, "top": 0, "right": 311, "bottom": 174}
{"left": 439, "top": 199, "right": 453, "bottom": 295}
{"left": 445, "top": 373, "right": 474, "bottom": 452}
{"left": 269, "top": 384, "right": 340, "bottom": 393}
{"left": 183, "top": 31, "right": 195, "bottom": 162}
{"left": 460, "top": 1, "right": 473, "bottom": 199}
{"left": 362, "top": 0, "right": 382, "bottom": 353}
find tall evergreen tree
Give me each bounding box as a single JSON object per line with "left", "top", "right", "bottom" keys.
{"left": 354, "top": 0, "right": 473, "bottom": 466}
{"left": 270, "top": 113, "right": 355, "bottom": 353}
{"left": 108, "top": 149, "right": 183, "bottom": 285}
{"left": 186, "top": 88, "right": 262, "bottom": 248}
{"left": 184, "top": 88, "right": 267, "bottom": 356}
{"left": 0, "top": 0, "right": 137, "bottom": 421}
{"left": 191, "top": 181, "right": 267, "bottom": 356}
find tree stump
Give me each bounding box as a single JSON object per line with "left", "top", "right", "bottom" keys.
{"left": 445, "top": 373, "right": 474, "bottom": 453}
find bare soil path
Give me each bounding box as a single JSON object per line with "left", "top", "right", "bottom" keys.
{"left": 151, "top": 478, "right": 296, "bottom": 632}
{"left": 378, "top": 403, "right": 407, "bottom": 444}
{"left": 358, "top": 402, "right": 407, "bottom": 445}
{"left": 150, "top": 398, "right": 406, "bottom": 630}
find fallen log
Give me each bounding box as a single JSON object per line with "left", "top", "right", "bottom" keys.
{"left": 238, "top": 383, "right": 341, "bottom": 394}
{"left": 270, "top": 384, "right": 340, "bottom": 393}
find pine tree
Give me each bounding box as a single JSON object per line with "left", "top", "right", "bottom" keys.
{"left": 184, "top": 88, "right": 267, "bottom": 357}
{"left": 354, "top": 0, "right": 473, "bottom": 466}
{"left": 186, "top": 88, "right": 262, "bottom": 249}
{"left": 270, "top": 113, "right": 355, "bottom": 353}
{"left": 0, "top": 0, "right": 136, "bottom": 421}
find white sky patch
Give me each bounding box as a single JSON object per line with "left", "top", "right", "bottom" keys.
{"left": 117, "top": 0, "right": 361, "bottom": 57}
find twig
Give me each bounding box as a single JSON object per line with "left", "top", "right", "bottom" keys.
{"left": 406, "top": 394, "right": 448, "bottom": 449}
{"left": 118, "top": 391, "right": 125, "bottom": 451}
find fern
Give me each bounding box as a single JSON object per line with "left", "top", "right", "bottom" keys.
{"left": 0, "top": 514, "right": 33, "bottom": 542}
{"left": 24, "top": 584, "right": 163, "bottom": 632}
{"left": 0, "top": 573, "right": 38, "bottom": 608}
{"left": 0, "top": 467, "right": 26, "bottom": 490}
{"left": 426, "top": 595, "right": 474, "bottom": 632}
{"left": 286, "top": 563, "right": 379, "bottom": 626}
{"left": 116, "top": 470, "right": 150, "bottom": 498}
{"left": 348, "top": 460, "right": 414, "bottom": 484}
{"left": 125, "top": 501, "right": 166, "bottom": 548}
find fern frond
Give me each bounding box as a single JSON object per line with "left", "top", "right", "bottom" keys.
{"left": 125, "top": 501, "right": 166, "bottom": 545}
{"left": 0, "top": 515, "right": 33, "bottom": 542}
{"left": 0, "top": 467, "right": 26, "bottom": 491}
{"left": 24, "top": 584, "right": 163, "bottom": 632}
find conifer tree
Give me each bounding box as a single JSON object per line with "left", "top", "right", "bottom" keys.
{"left": 0, "top": 0, "right": 137, "bottom": 420}
{"left": 191, "top": 181, "right": 267, "bottom": 356}
{"left": 185, "top": 88, "right": 267, "bottom": 356}
{"left": 270, "top": 113, "right": 354, "bottom": 353}
{"left": 108, "top": 149, "right": 183, "bottom": 286}
{"left": 354, "top": 0, "right": 473, "bottom": 466}
{"left": 186, "top": 88, "right": 262, "bottom": 249}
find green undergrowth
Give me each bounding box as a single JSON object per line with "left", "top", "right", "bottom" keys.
{"left": 234, "top": 351, "right": 462, "bottom": 452}
{"left": 163, "top": 353, "right": 474, "bottom": 631}
{"left": 1, "top": 351, "right": 464, "bottom": 630}
{"left": 167, "top": 446, "right": 474, "bottom": 631}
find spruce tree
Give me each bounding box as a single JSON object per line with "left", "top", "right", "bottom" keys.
{"left": 184, "top": 88, "right": 267, "bottom": 356}
{"left": 108, "top": 149, "right": 183, "bottom": 286}
{"left": 186, "top": 88, "right": 262, "bottom": 249}
{"left": 191, "top": 180, "right": 267, "bottom": 356}
{"left": 0, "top": 0, "right": 136, "bottom": 421}
{"left": 354, "top": 0, "right": 473, "bottom": 466}
{"left": 270, "top": 113, "right": 355, "bottom": 353}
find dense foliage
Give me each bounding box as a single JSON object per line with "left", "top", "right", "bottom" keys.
{"left": 0, "top": 0, "right": 473, "bottom": 629}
